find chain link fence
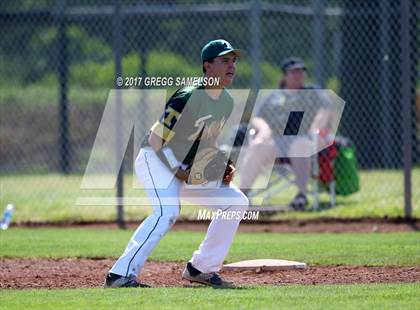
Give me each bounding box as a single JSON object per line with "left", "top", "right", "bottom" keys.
{"left": 0, "top": 0, "right": 418, "bottom": 222}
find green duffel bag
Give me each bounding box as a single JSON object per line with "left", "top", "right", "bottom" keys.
{"left": 334, "top": 145, "right": 360, "bottom": 196}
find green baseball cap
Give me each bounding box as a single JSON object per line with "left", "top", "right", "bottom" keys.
{"left": 201, "top": 39, "right": 242, "bottom": 62}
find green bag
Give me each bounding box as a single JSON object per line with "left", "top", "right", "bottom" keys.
{"left": 334, "top": 146, "right": 360, "bottom": 196}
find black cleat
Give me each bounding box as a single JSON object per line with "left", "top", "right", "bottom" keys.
{"left": 104, "top": 273, "right": 150, "bottom": 288}
{"left": 182, "top": 262, "right": 234, "bottom": 288}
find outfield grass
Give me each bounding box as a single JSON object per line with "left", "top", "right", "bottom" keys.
{"left": 266, "top": 167, "right": 420, "bottom": 220}
{"left": 1, "top": 284, "right": 419, "bottom": 310}
{"left": 0, "top": 168, "right": 419, "bottom": 222}
{"left": 1, "top": 229, "right": 419, "bottom": 266}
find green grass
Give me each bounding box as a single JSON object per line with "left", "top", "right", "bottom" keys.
{"left": 1, "top": 168, "right": 419, "bottom": 223}
{"left": 1, "top": 284, "right": 419, "bottom": 310}
{"left": 264, "top": 168, "right": 420, "bottom": 220}
{"left": 0, "top": 174, "right": 152, "bottom": 222}
{"left": 1, "top": 229, "right": 419, "bottom": 266}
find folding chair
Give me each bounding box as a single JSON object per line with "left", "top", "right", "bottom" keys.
{"left": 222, "top": 124, "right": 337, "bottom": 212}
{"left": 244, "top": 134, "right": 338, "bottom": 212}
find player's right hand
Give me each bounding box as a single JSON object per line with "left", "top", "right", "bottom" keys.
{"left": 175, "top": 168, "right": 190, "bottom": 182}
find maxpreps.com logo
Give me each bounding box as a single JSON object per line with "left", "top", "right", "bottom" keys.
{"left": 197, "top": 209, "right": 260, "bottom": 221}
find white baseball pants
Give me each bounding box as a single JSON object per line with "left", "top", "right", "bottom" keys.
{"left": 110, "top": 147, "right": 249, "bottom": 277}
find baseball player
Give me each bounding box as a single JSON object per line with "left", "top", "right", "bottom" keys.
{"left": 104, "top": 39, "right": 248, "bottom": 288}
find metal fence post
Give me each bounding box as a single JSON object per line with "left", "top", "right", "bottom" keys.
{"left": 135, "top": 42, "right": 148, "bottom": 168}
{"left": 113, "top": 0, "right": 125, "bottom": 228}
{"left": 312, "top": 0, "right": 325, "bottom": 87}
{"left": 250, "top": 0, "right": 261, "bottom": 93}
{"left": 379, "top": 0, "right": 392, "bottom": 168}
{"left": 400, "top": 0, "right": 412, "bottom": 219}
{"left": 56, "top": 0, "right": 70, "bottom": 174}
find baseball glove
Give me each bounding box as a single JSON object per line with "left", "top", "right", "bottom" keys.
{"left": 187, "top": 147, "right": 233, "bottom": 185}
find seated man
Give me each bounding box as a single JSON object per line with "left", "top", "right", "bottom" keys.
{"left": 240, "top": 57, "right": 332, "bottom": 210}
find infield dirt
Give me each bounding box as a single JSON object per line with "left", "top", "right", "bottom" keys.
{"left": 1, "top": 258, "right": 419, "bottom": 289}
{"left": 3, "top": 218, "right": 419, "bottom": 289}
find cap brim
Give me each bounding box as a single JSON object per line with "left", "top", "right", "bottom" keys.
{"left": 217, "top": 49, "right": 243, "bottom": 58}
{"left": 286, "top": 63, "right": 306, "bottom": 71}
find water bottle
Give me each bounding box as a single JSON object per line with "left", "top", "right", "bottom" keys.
{"left": 0, "top": 204, "right": 15, "bottom": 230}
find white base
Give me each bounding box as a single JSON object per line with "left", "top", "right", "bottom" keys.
{"left": 223, "top": 259, "right": 308, "bottom": 271}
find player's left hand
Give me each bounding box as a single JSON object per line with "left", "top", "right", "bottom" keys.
{"left": 222, "top": 164, "right": 236, "bottom": 185}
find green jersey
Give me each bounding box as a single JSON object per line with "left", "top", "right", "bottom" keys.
{"left": 150, "top": 85, "right": 234, "bottom": 166}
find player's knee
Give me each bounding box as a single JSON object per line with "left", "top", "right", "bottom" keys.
{"left": 161, "top": 205, "right": 180, "bottom": 218}
{"left": 155, "top": 207, "right": 179, "bottom": 235}
{"left": 163, "top": 214, "right": 178, "bottom": 231}
{"left": 289, "top": 137, "right": 312, "bottom": 157}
